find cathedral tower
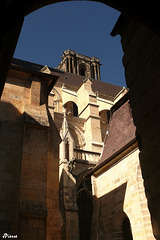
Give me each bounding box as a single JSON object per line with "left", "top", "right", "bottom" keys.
{"left": 57, "top": 50, "right": 101, "bottom": 80}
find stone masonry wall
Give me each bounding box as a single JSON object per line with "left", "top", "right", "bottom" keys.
{"left": 0, "top": 101, "right": 23, "bottom": 237}
{"left": 18, "top": 124, "right": 48, "bottom": 240}
{"left": 0, "top": 71, "right": 62, "bottom": 239}
{"left": 93, "top": 149, "right": 155, "bottom": 240}
{"left": 59, "top": 162, "right": 79, "bottom": 240}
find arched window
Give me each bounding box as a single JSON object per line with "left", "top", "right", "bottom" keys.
{"left": 73, "top": 102, "right": 78, "bottom": 116}
{"left": 65, "top": 139, "right": 69, "bottom": 160}
{"left": 99, "top": 109, "right": 110, "bottom": 141}
{"left": 79, "top": 63, "right": 86, "bottom": 76}
{"left": 99, "top": 109, "right": 110, "bottom": 124}
{"left": 64, "top": 101, "right": 78, "bottom": 117}
{"left": 91, "top": 65, "right": 95, "bottom": 79}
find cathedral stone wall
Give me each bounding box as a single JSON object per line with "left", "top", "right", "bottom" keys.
{"left": 0, "top": 68, "right": 62, "bottom": 239}
{"left": 92, "top": 149, "right": 155, "bottom": 240}
{"left": 0, "top": 101, "right": 23, "bottom": 236}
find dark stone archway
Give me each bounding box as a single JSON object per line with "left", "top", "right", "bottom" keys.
{"left": 1, "top": 1, "right": 160, "bottom": 239}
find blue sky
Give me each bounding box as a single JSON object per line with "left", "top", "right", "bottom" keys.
{"left": 14, "top": 1, "right": 126, "bottom": 87}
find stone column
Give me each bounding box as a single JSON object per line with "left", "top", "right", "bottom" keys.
{"left": 59, "top": 136, "right": 66, "bottom": 161}
{"left": 94, "top": 64, "right": 97, "bottom": 80}
{"left": 77, "top": 60, "right": 79, "bottom": 75}
{"left": 65, "top": 57, "right": 68, "bottom": 72}
{"left": 72, "top": 57, "right": 76, "bottom": 74}
{"left": 97, "top": 65, "right": 101, "bottom": 81}
{"left": 68, "top": 56, "right": 71, "bottom": 73}
{"left": 77, "top": 78, "right": 102, "bottom": 153}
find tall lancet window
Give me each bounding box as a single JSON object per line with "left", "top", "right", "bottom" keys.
{"left": 59, "top": 107, "right": 75, "bottom": 162}
{"left": 79, "top": 63, "right": 86, "bottom": 76}
{"left": 66, "top": 57, "right": 69, "bottom": 72}
{"left": 91, "top": 65, "right": 95, "bottom": 79}
{"left": 70, "top": 57, "right": 73, "bottom": 73}
{"left": 77, "top": 177, "right": 93, "bottom": 240}
{"left": 65, "top": 139, "right": 69, "bottom": 160}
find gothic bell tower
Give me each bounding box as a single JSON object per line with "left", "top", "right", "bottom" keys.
{"left": 57, "top": 50, "right": 101, "bottom": 81}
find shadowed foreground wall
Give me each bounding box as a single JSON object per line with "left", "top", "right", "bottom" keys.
{"left": 112, "top": 14, "right": 160, "bottom": 239}
{"left": 0, "top": 102, "right": 23, "bottom": 236}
